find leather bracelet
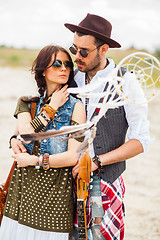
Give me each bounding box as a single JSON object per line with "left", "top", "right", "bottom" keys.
{"left": 9, "top": 135, "right": 17, "bottom": 149}
{"left": 41, "top": 104, "right": 58, "bottom": 120}
{"left": 39, "top": 111, "right": 50, "bottom": 124}
{"left": 30, "top": 116, "right": 46, "bottom": 133}
{"left": 92, "top": 155, "right": 103, "bottom": 170}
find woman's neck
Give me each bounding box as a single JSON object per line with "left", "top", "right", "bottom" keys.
{"left": 46, "top": 83, "right": 61, "bottom": 97}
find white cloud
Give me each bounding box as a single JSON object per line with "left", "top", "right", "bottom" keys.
{"left": 0, "top": 0, "right": 160, "bottom": 51}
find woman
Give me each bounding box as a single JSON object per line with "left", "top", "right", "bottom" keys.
{"left": 0, "top": 45, "right": 86, "bottom": 239}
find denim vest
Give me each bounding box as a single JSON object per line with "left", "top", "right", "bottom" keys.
{"left": 23, "top": 95, "right": 79, "bottom": 155}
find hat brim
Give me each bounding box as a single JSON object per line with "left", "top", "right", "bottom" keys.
{"left": 64, "top": 23, "right": 121, "bottom": 48}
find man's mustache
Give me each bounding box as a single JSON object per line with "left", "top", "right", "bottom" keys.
{"left": 75, "top": 60, "right": 85, "bottom": 66}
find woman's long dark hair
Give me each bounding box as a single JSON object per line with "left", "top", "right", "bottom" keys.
{"left": 24, "top": 45, "right": 74, "bottom": 103}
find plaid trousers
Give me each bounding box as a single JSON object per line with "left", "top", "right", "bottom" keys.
{"left": 100, "top": 176, "right": 125, "bottom": 239}
{"left": 74, "top": 175, "right": 125, "bottom": 240}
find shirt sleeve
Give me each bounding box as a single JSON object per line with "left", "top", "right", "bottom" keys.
{"left": 123, "top": 72, "right": 152, "bottom": 152}
{"left": 14, "top": 96, "right": 30, "bottom": 119}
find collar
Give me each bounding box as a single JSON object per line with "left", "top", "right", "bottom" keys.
{"left": 74, "top": 59, "right": 115, "bottom": 121}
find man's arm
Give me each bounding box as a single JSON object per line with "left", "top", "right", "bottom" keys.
{"left": 10, "top": 125, "right": 27, "bottom": 154}
{"left": 99, "top": 139, "right": 143, "bottom": 167}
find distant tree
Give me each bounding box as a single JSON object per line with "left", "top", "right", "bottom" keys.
{"left": 128, "top": 45, "right": 135, "bottom": 49}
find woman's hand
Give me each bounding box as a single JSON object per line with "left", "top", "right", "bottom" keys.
{"left": 11, "top": 138, "right": 27, "bottom": 154}
{"left": 49, "top": 85, "right": 69, "bottom": 110}
{"left": 12, "top": 153, "right": 37, "bottom": 168}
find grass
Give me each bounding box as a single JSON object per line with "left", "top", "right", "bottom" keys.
{"left": 0, "top": 46, "right": 159, "bottom": 87}
{"left": 0, "top": 46, "right": 39, "bottom": 68}
{"left": 0, "top": 46, "right": 152, "bottom": 68}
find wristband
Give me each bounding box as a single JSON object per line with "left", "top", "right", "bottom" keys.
{"left": 35, "top": 155, "right": 43, "bottom": 170}
{"left": 9, "top": 135, "right": 17, "bottom": 149}
{"left": 39, "top": 155, "right": 43, "bottom": 166}
{"left": 41, "top": 104, "right": 58, "bottom": 120}
{"left": 30, "top": 116, "right": 46, "bottom": 133}
{"left": 35, "top": 158, "right": 40, "bottom": 170}
{"left": 39, "top": 111, "right": 50, "bottom": 124}
{"left": 92, "top": 155, "right": 103, "bottom": 170}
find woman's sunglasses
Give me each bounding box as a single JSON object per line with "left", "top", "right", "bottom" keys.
{"left": 48, "top": 60, "right": 73, "bottom": 70}
{"left": 69, "top": 44, "right": 103, "bottom": 58}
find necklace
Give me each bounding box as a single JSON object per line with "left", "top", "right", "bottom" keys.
{"left": 85, "top": 73, "right": 91, "bottom": 114}
{"left": 84, "top": 59, "right": 109, "bottom": 114}
{"left": 85, "top": 73, "right": 91, "bottom": 84}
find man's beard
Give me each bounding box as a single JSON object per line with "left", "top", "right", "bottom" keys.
{"left": 75, "top": 52, "right": 101, "bottom": 73}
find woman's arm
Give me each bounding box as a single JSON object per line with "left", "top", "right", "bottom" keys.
{"left": 18, "top": 85, "right": 70, "bottom": 135}
{"left": 49, "top": 100, "right": 86, "bottom": 167}
{"left": 13, "top": 100, "right": 86, "bottom": 168}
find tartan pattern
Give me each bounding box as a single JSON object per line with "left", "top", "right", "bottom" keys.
{"left": 74, "top": 176, "right": 125, "bottom": 240}
{"left": 100, "top": 176, "right": 125, "bottom": 240}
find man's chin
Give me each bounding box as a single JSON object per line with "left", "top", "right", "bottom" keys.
{"left": 77, "top": 66, "right": 86, "bottom": 72}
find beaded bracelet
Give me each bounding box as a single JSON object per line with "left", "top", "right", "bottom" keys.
{"left": 42, "top": 153, "right": 50, "bottom": 170}
{"left": 41, "top": 104, "right": 58, "bottom": 120}
{"left": 35, "top": 155, "right": 43, "bottom": 170}
{"left": 35, "top": 159, "right": 40, "bottom": 170}
{"left": 39, "top": 111, "right": 50, "bottom": 124}
{"left": 30, "top": 116, "right": 46, "bottom": 133}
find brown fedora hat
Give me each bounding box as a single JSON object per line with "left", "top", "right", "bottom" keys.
{"left": 64, "top": 13, "right": 121, "bottom": 48}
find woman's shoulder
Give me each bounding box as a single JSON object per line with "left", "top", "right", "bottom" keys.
{"left": 70, "top": 97, "right": 86, "bottom": 124}
{"left": 69, "top": 94, "right": 80, "bottom": 103}
{"left": 14, "top": 95, "right": 39, "bottom": 118}
{"left": 14, "top": 96, "right": 30, "bottom": 118}
{"left": 69, "top": 95, "right": 84, "bottom": 109}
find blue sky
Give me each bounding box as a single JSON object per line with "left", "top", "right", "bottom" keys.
{"left": 0, "top": 0, "right": 160, "bottom": 52}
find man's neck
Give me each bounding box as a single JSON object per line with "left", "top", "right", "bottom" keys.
{"left": 86, "top": 58, "right": 108, "bottom": 80}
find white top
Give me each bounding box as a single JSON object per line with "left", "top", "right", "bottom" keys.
{"left": 74, "top": 59, "right": 151, "bottom": 153}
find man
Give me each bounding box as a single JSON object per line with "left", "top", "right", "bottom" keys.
{"left": 10, "top": 13, "right": 150, "bottom": 240}
{"left": 64, "top": 13, "right": 150, "bottom": 240}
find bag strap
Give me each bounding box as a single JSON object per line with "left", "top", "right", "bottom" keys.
{"left": 3, "top": 162, "right": 16, "bottom": 192}
{"left": 30, "top": 102, "right": 37, "bottom": 120}
{"left": 3, "top": 101, "right": 37, "bottom": 192}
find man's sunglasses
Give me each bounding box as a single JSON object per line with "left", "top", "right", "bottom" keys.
{"left": 69, "top": 44, "right": 103, "bottom": 58}
{"left": 48, "top": 60, "right": 73, "bottom": 70}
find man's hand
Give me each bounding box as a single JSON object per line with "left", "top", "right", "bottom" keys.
{"left": 72, "top": 160, "right": 79, "bottom": 179}
{"left": 11, "top": 138, "right": 27, "bottom": 154}
{"left": 12, "top": 152, "right": 37, "bottom": 168}
{"left": 72, "top": 158, "right": 98, "bottom": 179}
